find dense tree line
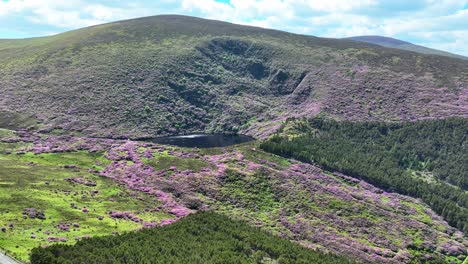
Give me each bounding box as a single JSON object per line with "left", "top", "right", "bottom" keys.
{"left": 261, "top": 117, "right": 468, "bottom": 233}
{"left": 31, "top": 212, "right": 356, "bottom": 264}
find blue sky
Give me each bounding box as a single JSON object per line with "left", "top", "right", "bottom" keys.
{"left": 1, "top": 0, "right": 468, "bottom": 56}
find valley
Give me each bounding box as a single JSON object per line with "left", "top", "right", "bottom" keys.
{"left": 0, "top": 14, "right": 467, "bottom": 264}
{"left": 0, "top": 129, "right": 467, "bottom": 263}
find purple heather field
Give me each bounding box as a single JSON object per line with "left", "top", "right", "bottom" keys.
{"left": 1, "top": 131, "right": 466, "bottom": 263}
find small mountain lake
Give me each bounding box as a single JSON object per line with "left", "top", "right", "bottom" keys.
{"left": 147, "top": 134, "right": 254, "bottom": 148}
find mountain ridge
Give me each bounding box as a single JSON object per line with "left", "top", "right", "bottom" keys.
{"left": 347, "top": 35, "right": 467, "bottom": 60}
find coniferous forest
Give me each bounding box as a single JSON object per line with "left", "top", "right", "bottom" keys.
{"left": 261, "top": 117, "right": 468, "bottom": 233}
{"left": 30, "top": 212, "right": 355, "bottom": 264}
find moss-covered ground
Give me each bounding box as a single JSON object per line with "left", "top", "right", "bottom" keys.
{"left": 0, "top": 144, "right": 172, "bottom": 261}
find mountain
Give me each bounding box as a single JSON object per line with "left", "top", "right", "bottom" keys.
{"left": 1, "top": 15, "right": 468, "bottom": 264}
{"left": 347, "top": 35, "right": 468, "bottom": 60}
{"left": 0, "top": 15, "right": 467, "bottom": 140}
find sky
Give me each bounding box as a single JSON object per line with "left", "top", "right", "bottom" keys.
{"left": 1, "top": 0, "right": 468, "bottom": 56}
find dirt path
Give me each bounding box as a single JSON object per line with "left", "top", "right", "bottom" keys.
{"left": 0, "top": 251, "right": 20, "bottom": 264}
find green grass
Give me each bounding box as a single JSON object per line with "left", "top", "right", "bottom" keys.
{"left": 219, "top": 169, "right": 277, "bottom": 212}
{"left": 401, "top": 201, "right": 433, "bottom": 225}
{"left": 0, "top": 129, "right": 15, "bottom": 138}
{"left": 16, "top": 151, "right": 109, "bottom": 170}
{"left": 0, "top": 112, "right": 39, "bottom": 130}
{"left": 0, "top": 148, "right": 173, "bottom": 261}
{"left": 237, "top": 143, "right": 290, "bottom": 169}
{"left": 145, "top": 152, "right": 211, "bottom": 172}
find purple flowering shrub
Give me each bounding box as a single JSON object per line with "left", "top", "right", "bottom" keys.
{"left": 5, "top": 132, "right": 467, "bottom": 263}
{"left": 96, "top": 139, "right": 468, "bottom": 263}
{"left": 22, "top": 208, "right": 46, "bottom": 220}
{"left": 64, "top": 177, "right": 97, "bottom": 187}
{"left": 57, "top": 224, "right": 70, "bottom": 232}
{"left": 108, "top": 211, "right": 142, "bottom": 223}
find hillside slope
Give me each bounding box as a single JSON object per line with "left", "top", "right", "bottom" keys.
{"left": 0, "top": 15, "right": 467, "bottom": 139}
{"left": 347, "top": 36, "right": 468, "bottom": 60}
{"left": 1, "top": 131, "right": 466, "bottom": 263}
{"left": 261, "top": 117, "right": 468, "bottom": 233}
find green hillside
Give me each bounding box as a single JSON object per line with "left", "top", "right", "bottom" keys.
{"left": 1, "top": 130, "right": 467, "bottom": 263}
{"left": 261, "top": 117, "right": 468, "bottom": 232}
{"left": 0, "top": 15, "right": 467, "bottom": 139}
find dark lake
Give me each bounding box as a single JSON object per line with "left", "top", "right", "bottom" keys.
{"left": 147, "top": 134, "right": 254, "bottom": 148}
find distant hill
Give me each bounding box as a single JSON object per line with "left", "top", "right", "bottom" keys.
{"left": 347, "top": 35, "right": 467, "bottom": 60}
{"left": 0, "top": 15, "right": 467, "bottom": 139}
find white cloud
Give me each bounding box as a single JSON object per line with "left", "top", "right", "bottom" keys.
{"left": 181, "top": 0, "right": 234, "bottom": 21}
{"left": 285, "top": 0, "right": 377, "bottom": 13}
{"left": 27, "top": 7, "right": 101, "bottom": 28}
{"left": 0, "top": 0, "right": 82, "bottom": 16}
{"left": 0, "top": 0, "right": 154, "bottom": 28}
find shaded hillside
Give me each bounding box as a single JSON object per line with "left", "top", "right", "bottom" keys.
{"left": 347, "top": 36, "right": 467, "bottom": 60}
{"left": 0, "top": 15, "right": 467, "bottom": 139}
